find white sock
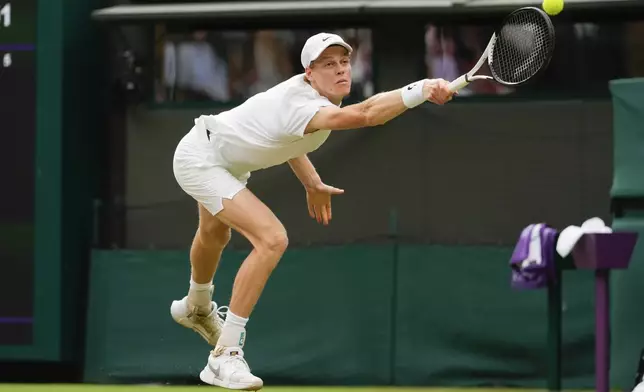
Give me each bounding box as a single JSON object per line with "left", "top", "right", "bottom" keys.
{"left": 217, "top": 311, "right": 248, "bottom": 349}
{"left": 187, "top": 278, "right": 213, "bottom": 312}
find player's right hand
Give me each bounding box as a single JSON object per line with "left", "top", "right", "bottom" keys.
{"left": 423, "top": 79, "right": 454, "bottom": 105}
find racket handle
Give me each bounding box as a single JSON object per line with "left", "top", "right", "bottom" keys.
{"left": 448, "top": 75, "right": 469, "bottom": 92}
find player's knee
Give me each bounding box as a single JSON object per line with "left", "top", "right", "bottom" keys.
{"left": 257, "top": 229, "right": 289, "bottom": 256}
{"left": 199, "top": 222, "right": 232, "bottom": 249}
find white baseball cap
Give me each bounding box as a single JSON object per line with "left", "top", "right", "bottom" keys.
{"left": 300, "top": 32, "right": 353, "bottom": 69}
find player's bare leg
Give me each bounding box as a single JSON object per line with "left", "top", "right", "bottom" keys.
{"left": 190, "top": 203, "right": 231, "bottom": 287}
{"left": 171, "top": 203, "right": 231, "bottom": 346}
{"left": 200, "top": 188, "right": 288, "bottom": 391}
{"left": 217, "top": 189, "right": 288, "bottom": 319}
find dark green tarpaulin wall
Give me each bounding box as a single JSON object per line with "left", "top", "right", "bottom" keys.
{"left": 608, "top": 78, "right": 644, "bottom": 391}
{"left": 610, "top": 78, "right": 644, "bottom": 198}
{"left": 610, "top": 217, "right": 644, "bottom": 390}
{"left": 84, "top": 245, "right": 596, "bottom": 387}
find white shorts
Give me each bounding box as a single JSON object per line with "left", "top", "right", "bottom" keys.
{"left": 173, "top": 119, "right": 250, "bottom": 216}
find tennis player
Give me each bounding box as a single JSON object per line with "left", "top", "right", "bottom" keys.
{"left": 170, "top": 32, "right": 454, "bottom": 390}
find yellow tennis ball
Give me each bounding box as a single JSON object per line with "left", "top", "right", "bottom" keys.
{"left": 542, "top": 0, "right": 564, "bottom": 15}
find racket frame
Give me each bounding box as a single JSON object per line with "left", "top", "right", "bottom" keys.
{"left": 447, "top": 34, "right": 496, "bottom": 92}
{"left": 447, "top": 6, "right": 555, "bottom": 93}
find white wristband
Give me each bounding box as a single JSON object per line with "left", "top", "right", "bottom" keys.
{"left": 400, "top": 79, "right": 426, "bottom": 109}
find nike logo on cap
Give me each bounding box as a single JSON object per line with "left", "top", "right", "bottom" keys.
{"left": 322, "top": 36, "right": 331, "bottom": 41}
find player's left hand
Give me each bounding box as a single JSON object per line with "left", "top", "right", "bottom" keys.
{"left": 306, "top": 182, "right": 344, "bottom": 226}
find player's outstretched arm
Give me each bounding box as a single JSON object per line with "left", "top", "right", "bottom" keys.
{"left": 305, "top": 78, "right": 453, "bottom": 134}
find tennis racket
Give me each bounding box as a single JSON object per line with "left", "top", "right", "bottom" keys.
{"left": 448, "top": 6, "right": 556, "bottom": 92}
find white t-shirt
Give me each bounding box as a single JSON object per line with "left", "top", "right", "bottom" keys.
{"left": 201, "top": 73, "right": 336, "bottom": 174}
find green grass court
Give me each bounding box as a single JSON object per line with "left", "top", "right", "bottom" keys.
{"left": 0, "top": 387, "right": 589, "bottom": 392}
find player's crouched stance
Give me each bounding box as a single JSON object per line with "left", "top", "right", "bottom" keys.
{"left": 169, "top": 32, "right": 454, "bottom": 390}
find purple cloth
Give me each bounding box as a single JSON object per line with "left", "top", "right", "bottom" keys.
{"left": 510, "top": 223, "right": 558, "bottom": 290}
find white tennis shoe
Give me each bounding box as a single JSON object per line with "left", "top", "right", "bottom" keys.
{"left": 170, "top": 296, "right": 228, "bottom": 346}
{"left": 200, "top": 347, "right": 263, "bottom": 390}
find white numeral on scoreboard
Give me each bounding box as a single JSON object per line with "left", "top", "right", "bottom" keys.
{"left": 0, "top": 3, "right": 10, "bottom": 27}
{"left": 3, "top": 53, "right": 11, "bottom": 67}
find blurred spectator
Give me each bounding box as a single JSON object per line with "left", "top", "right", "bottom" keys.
{"left": 163, "top": 30, "right": 230, "bottom": 102}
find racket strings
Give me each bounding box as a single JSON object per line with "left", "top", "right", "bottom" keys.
{"left": 489, "top": 9, "right": 554, "bottom": 84}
